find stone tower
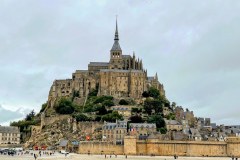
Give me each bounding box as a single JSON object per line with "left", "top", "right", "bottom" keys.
{"left": 109, "top": 19, "right": 123, "bottom": 70}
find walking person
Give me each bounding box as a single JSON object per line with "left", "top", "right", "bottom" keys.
{"left": 33, "top": 153, "right": 37, "bottom": 160}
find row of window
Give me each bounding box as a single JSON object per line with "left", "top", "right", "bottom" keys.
{"left": 1, "top": 133, "right": 18, "bottom": 136}
{"left": 103, "top": 130, "right": 126, "bottom": 134}
{"left": 1, "top": 137, "right": 18, "bottom": 141}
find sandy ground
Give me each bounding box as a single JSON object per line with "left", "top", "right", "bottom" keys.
{"left": 0, "top": 153, "right": 235, "bottom": 160}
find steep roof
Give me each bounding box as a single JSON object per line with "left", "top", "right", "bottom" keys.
{"left": 89, "top": 62, "right": 109, "bottom": 67}
{"left": 111, "top": 19, "right": 122, "bottom": 51}
{"left": 59, "top": 139, "right": 68, "bottom": 147}
{"left": 122, "top": 55, "right": 131, "bottom": 58}
{"left": 130, "top": 123, "right": 156, "bottom": 128}
{"left": 0, "top": 126, "right": 19, "bottom": 133}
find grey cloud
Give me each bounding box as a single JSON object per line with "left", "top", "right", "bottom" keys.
{"left": 0, "top": 0, "right": 240, "bottom": 125}
{"left": 0, "top": 105, "right": 30, "bottom": 125}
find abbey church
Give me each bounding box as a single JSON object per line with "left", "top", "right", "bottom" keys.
{"left": 47, "top": 20, "right": 165, "bottom": 106}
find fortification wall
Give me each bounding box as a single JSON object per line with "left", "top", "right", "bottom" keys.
{"left": 136, "top": 140, "right": 227, "bottom": 157}
{"left": 79, "top": 141, "right": 123, "bottom": 155}
{"left": 78, "top": 137, "right": 240, "bottom": 157}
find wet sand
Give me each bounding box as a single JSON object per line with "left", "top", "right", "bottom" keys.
{"left": 0, "top": 153, "right": 234, "bottom": 160}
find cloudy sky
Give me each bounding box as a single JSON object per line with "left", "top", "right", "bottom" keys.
{"left": 0, "top": 0, "right": 239, "bottom": 125}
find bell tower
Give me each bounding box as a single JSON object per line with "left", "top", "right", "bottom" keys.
{"left": 109, "top": 18, "right": 123, "bottom": 69}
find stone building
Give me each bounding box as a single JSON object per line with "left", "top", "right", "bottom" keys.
{"left": 111, "top": 105, "right": 133, "bottom": 120}
{"left": 102, "top": 120, "right": 127, "bottom": 144}
{"left": 0, "top": 126, "right": 20, "bottom": 144}
{"left": 129, "top": 123, "right": 156, "bottom": 139}
{"left": 47, "top": 20, "right": 165, "bottom": 107}
{"left": 164, "top": 119, "right": 183, "bottom": 131}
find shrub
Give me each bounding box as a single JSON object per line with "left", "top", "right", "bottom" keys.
{"left": 73, "top": 113, "right": 90, "bottom": 122}
{"left": 148, "top": 87, "right": 160, "bottom": 99}
{"left": 40, "top": 103, "right": 47, "bottom": 113}
{"left": 147, "top": 114, "right": 165, "bottom": 129}
{"left": 101, "top": 111, "right": 123, "bottom": 122}
{"left": 55, "top": 98, "right": 75, "bottom": 114}
{"left": 119, "top": 99, "right": 129, "bottom": 105}
{"left": 130, "top": 115, "right": 143, "bottom": 123}
{"left": 142, "top": 91, "right": 149, "bottom": 98}
{"left": 88, "top": 89, "right": 98, "bottom": 97}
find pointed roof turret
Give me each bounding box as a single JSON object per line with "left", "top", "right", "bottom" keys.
{"left": 111, "top": 18, "right": 121, "bottom": 51}
{"left": 155, "top": 72, "right": 158, "bottom": 81}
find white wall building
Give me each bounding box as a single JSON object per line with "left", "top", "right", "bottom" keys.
{"left": 0, "top": 126, "right": 20, "bottom": 144}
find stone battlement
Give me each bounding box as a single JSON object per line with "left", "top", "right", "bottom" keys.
{"left": 79, "top": 137, "right": 240, "bottom": 157}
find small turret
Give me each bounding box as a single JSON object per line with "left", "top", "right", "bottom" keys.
{"left": 155, "top": 72, "right": 158, "bottom": 81}
{"left": 133, "top": 52, "right": 136, "bottom": 69}
{"left": 140, "top": 59, "right": 143, "bottom": 70}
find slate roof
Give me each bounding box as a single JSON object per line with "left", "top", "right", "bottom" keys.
{"left": 164, "top": 119, "right": 182, "bottom": 125}
{"left": 122, "top": 55, "right": 131, "bottom": 58}
{"left": 75, "top": 70, "right": 88, "bottom": 73}
{"left": 0, "top": 126, "right": 19, "bottom": 133}
{"left": 100, "top": 69, "right": 143, "bottom": 73}
{"left": 189, "top": 128, "right": 201, "bottom": 137}
{"left": 148, "top": 77, "right": 154, "bottom": 81}
{"left": 103, "top": 121, "right": 127, "bottom": 130}
{"left": 59, "top": 140, "right": 68, "bottom": 147}
{"left": 130, "top": 123, "right": 156, "bottom": 128}
{"left": 88, "top": 62, "right": 109, "bottom": 67}
{"left": 111, "top": 40, "right": 122, "bottom": 51}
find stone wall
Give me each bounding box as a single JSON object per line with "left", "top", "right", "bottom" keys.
{"left": 78, "top": 137, "right": 240, "bottom": 157}
{"left": 42, "top": 115, "right": 71, "bottom": 127}
{"left": 79, "top": 141, "right": 123, "bottom": 155}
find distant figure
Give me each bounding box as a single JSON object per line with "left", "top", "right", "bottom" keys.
{"left": 174, "top": 154, "right": 177, "bottom": 159}
{"left": 33, "top": 153, "right": 37, "bottom": 160}
{"left": 105, "top": 154, "right": 106, "bottom": 159}
{"left": 125, "top": 155, "right": 127, "bottom": 159}
{"left": 115, "top": 154, "right": 117, "bottom": 158}
{"left": 232, "top": 156, "right": 234, "bottom": 160}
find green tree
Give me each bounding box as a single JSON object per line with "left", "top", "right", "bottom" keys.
{"left": 101, "top": 111, "right": 123, "bottom": 122}
{"left": 102, "top": 100, "right": 114, "bottom": 107}
{"left": 142, "top": 91, "right": 149, "bottom": 98}
{"left": 148, "top": 87, "right": 160, "bottom": 98}
{"left": 143, "top": 98, "right": 163, "bottom": 115}
{"left": 73, "top": 113, "right": 90, "bottom": 122}
{"left": 96, "top": 105, "right": 108, "bottom": 115}
{"left": 131, "top": 108, "right": 142, "bottom": 113}
{"left": 147, "top": 114, "right": 165, "bottom": 129}
{"left": 88, "top": 89, "right": 98, "bottom": 97}
{"left": 25, "top": 110, "right": 35, "bottom": 121}
{"left": 40, "top": 103, "right": 47, "bottom": 113}
{"left": 55, "top": 98, "right": 75, "bottom": 114}
{"left": 166, "top": 113, "right": 176, "bottom": 120}
{"left": 130, "top": 115, "right": 143, "bottom": 123}
{"left": 119, "top": 99, "right": 129, "bottom": 105}
{"left": 159, "top": 127, "right": 167, "bottom": 134}
{"left": 94, "top": 96, "right": 113, "bottom": 104}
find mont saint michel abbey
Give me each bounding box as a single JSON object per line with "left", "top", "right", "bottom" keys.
{"left": 47, "top": 20, "right": 165, "bottom": 106}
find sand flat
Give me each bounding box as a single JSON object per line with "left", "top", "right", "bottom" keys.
{"left": 0, "top": 154, "right": 234, "bottom": 160}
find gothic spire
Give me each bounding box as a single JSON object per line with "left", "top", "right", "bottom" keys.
{"left": 111, "top": 17, "right": 121, "bottom": 51}
{"left": 114, "top": 18, "right": 119, "bottom": 41}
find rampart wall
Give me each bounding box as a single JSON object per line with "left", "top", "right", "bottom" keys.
{"left": 79, "top": 136, "right": 240, "bottom": 157}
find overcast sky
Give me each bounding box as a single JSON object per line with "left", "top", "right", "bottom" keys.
{"left": 0, "top": 0, "right": 240, "bottom": 125}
